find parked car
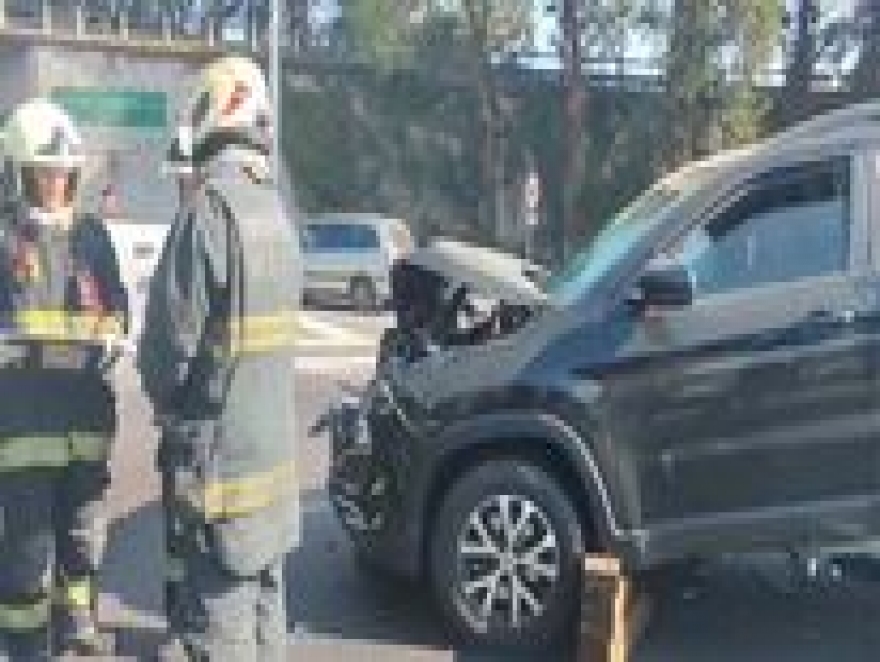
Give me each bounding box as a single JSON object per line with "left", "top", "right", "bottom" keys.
{"left": 327, "top": 102, "right": 880, "bottom": 648}
{"left": 300, "top": 214, "right": 413, "bottom": 311}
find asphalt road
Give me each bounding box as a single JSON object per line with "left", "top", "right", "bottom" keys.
{"left": 93, "top": 310, "right": 880, "bottom": 661}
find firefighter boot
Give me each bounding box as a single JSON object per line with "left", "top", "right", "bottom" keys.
{"left": 56, "top": 578, "right": 115, "bottom": 657}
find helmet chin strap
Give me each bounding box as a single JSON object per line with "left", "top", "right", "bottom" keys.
{"left": 190, "top": 127, "right": 270, "bottom": 168}
{"left": 28, "top": 205, "right": 74, "bottom": 230}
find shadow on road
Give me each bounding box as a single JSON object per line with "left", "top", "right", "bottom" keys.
{"left": 102, "top": 491, "right": 508, "bottom": 660}
{"left": 100, "top": 477, "right": 880, "bottom": 660}
{"left": 103, "top": 499, "right": 165, "bottom": 618}
{"left": 285, "top": 490, "right": 570, "bottom": 661}
{"left": 635, "top": 559, "right": 880, "bottom": 661}
{"left": 107, "top": 624, "right": 168, "bottom": 661}
{"left": 285, "top": 490, "right": 443, "bottom": 646}
{"left": 102, "top": 498, "right": 167, "bottom": 658}
{"left": 286, "top": 489, "right": 880, "bottom": 662}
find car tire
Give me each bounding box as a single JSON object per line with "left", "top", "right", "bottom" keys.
{"left": 429, "top": 460, "right": 587, "bottom": 650}
{"left": 350, "top": 277, "right": 378, "bottom": 312}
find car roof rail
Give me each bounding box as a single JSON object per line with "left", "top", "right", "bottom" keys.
{"left": 769, "top": 101, "right": 880, "bottom": 146}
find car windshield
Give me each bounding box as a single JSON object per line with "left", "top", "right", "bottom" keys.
{"left": 547, "top": 171, "right": 709, "bottom": 304}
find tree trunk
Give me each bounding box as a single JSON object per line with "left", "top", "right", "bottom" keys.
{"left": 287, "top": 0, "right": 311, "bottom": 54}
{"left": 784, "top": 0, "right": 817, "bottom": 124}
{"left": 666, "top": 0, "right": 719, "bottom": 167}
{"left": 667, "top": 0, "right": 696, "bottom": 165}
{"left": 559, "top": 0, "right": 586, "bottom": 262}
{"left": 463, "top": 0, "right": 502, "bottom": 243}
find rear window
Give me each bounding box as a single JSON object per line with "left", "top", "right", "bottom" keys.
{"left": 303, "top": 223, "right": 381, "bottom": 252}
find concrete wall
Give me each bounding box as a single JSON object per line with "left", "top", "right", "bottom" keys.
{"left": 0, "top": 42, "right": 209, "bottom": 225}
{"left": 0, "top": 44, "right": 38, "bottom": 115}
{"left": 31, "top": 44, "right": 202, "bottom": 225}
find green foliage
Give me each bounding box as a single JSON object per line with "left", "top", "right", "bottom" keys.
{"left": 283, "top": 68, "right": 669, "bottom": 252}
{"left": 284, "top": 69, "right": 485, "bottom": 242}
{"left": 719, "top": 1, "right": 782, "bottom": 146}
{"left": 341, "top": 0, "right": 533, "bottom": 71}
{"left": 343, "top": 0, "right": 424, "bottom": 68}
{"left": 283, "top": 0, "right": 855, "bottom": 260}
{"left": 665, "top": 0, "right": 782, "bottom": 165}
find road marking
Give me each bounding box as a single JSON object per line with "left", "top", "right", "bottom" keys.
{"left": 295, "top": 355, "right": 376, "bottom": 372}
{"left": 119, "top": 313, "right": 380, "bottom": 359}
{"left": 298, "top": 313, "right": 379, "bottom": 348}
{"left": 296, "top": 337, "right": 377, "bottom": 349}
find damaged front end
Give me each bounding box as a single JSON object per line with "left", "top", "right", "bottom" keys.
{"left": 323, "top": 240, "right": 549, "bottom": 541}
{"left": 378, "top": 239, "right": 548, "bottom": 365}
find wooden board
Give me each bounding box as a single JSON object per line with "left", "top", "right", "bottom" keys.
{"left": 579, "top": 556, "right": 652, "bottom": 662}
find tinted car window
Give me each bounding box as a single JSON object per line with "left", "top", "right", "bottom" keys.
{"left": 303, "top": 223, "right": 381, "bottom": 253}
{"left": 349, "top": 225, "right": 381, "bottom": 250}
{"left": 675, "top": 158, "right": 850, "bottom": 298}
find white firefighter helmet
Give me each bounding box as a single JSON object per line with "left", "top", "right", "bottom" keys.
{"left": 4, "top": 99, "right": 85, "bottom": 169}
{"left": 181, "top": 55, "right": 272, "bottom": 162}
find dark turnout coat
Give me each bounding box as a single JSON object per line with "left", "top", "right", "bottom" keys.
{"left": 0, "top": 208, "right": 127, "bottom": 471}
{"left": 138, "top": 149, "right": 301, "bottom": 577}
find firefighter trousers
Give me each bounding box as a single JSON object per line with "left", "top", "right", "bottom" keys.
{"left": 162, "top": 473, "right": 287, "bottom": 661}
{"left": 0, "top": 462, "right": 109, "bottom": 661}
{"left": 163, "top": 516, "right": 287, "bottom": 660}
{"left": 0, "top": 472, "right": 56, "bottom": 661}
{"left": 54, "top": 460, "right": 111, "bottom": 635}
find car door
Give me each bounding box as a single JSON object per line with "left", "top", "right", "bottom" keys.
{"left": 864, "top": 149, "right": 880, "bottom": 539}
{"left": 600, "top": 154, "right": 880, "bottom": 556}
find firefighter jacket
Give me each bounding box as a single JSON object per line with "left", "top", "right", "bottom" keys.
{"left": 0, "top": 206, "right": 128, "bottom": 472}
{"left": 138, "top": 147, "right": 301, "bottom": 578}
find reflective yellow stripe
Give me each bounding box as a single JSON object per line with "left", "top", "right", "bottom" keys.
{"left": 14, "top": 309, "right": 125, "bottom": 342}
{"left": 60, "top": 579, "right": 93, "bottom": 610}
{"left": 68, "top": 433, "right": 110, "bottom": 463}
{"left": 0, "top": 436, "right": 70, "bottom": 470}
{"left": 0, "top": 596, "right": 50, "bottom": 632}
{"left": 0, "top": 434, "right": 108, "bottom": 470}
{"left": 215, "top": 311, "right": 301, "bottom": 356}
{"left": 182, "top": 461, "right": 296, "bottom": 521}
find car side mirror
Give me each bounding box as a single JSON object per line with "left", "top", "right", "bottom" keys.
{"left": 635, "top": 264, "right": 694, "bottom": 309}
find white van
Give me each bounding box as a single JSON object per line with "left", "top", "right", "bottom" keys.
{"left": 300, "top": 214, "right": 413, "bottom": 311}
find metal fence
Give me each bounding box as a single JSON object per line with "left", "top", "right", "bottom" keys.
{"left": 0, "top": 0, "right": 273, "bottom": 53}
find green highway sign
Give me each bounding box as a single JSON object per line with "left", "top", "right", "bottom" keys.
{"left": 50, "top": 88, "right": 168, "bottom": 129}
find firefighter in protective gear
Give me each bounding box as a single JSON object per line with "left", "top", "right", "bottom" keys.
{"left": 138, "top": 55, "right": 300, "bottom": 661}
{"left": 0, "top": 99, "right": 127, "bottom": 659}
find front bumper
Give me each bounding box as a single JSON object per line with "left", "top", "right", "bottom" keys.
{"left": 326, "top": 383, "right": 411, "bottom": 552}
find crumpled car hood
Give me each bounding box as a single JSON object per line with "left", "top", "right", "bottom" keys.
{"left": 405, "top": 239, "right": 548, "bottom": 307}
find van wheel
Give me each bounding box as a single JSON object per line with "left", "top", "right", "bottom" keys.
{"left": 429, "top": 460, "right": 586, "bottom": 649}
{"left": 350, "top": 277, "right": 378, "bottom": 312}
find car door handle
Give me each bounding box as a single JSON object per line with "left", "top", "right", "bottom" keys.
{"left": 806, "top": 309, "right": 855, "bottom": 324}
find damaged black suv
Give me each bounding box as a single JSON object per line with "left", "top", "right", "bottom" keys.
{"left": 328, "top": 103, "right": 880, "bottom": 648}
